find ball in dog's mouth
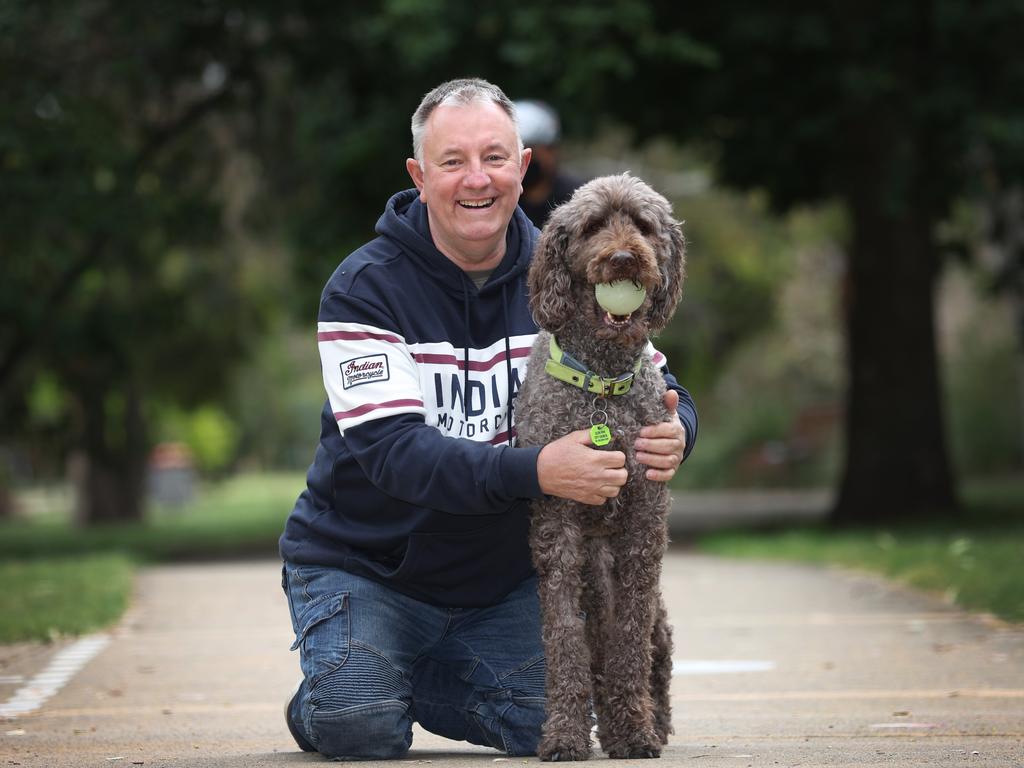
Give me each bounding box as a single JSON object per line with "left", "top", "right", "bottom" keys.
{"left": 595, "top": 280, "right": 646, "bottom": 326}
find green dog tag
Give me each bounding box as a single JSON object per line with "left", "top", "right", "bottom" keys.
{"left": 590, "top": 424, "right": 612, "bottom": 446}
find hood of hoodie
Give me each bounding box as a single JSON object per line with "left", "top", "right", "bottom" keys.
{"left": 375, "top": 189, "right": 538, "bottom": 298}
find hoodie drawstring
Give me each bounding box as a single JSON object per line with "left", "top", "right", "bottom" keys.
{"left": 501, "top": 283, "right": 514, "bottom": 447}
{"left": 461, "top": 280, "right": 471, "bottom": 421}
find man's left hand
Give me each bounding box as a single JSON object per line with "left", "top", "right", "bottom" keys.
{"left": 634, "top": 389, "right": 687, "bottom": 482}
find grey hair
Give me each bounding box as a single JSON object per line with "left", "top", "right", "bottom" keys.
{"left": 411, "top": 78, "right": 524, "bottom": 164}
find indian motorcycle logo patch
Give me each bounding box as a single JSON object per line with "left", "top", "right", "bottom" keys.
{"left": 340, "top": 354, "right": 390, "bottom": 389}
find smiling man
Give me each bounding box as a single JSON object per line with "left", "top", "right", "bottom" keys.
{"left": 406, "top": 96, "right": 529, "bottom": 270}
{"left": 279, "top": 78, "right": 698, "bottom": 761}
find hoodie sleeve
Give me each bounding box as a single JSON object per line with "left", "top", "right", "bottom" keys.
{"left": 344, "top": 414, "right": 543, "bottom": 513}
{"left": 647, "top": 343, "right": 698, "bottom": 462}
{"left": 317, "top": 288, "right": 543, "bottom": 515}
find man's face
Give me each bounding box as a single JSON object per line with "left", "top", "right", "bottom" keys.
{"left": 406, "top": 101, "right": 531, "bottom": 269}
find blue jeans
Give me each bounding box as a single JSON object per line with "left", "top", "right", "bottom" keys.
{"left": 282, "top": 563, "right": 546, "bottom": 759}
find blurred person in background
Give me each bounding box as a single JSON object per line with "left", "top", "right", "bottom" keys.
{"left": 514, "top": 99, "right": 584, "bottom": 228}
{"left": 278, "top": 77, "right": 697, "bottom": 761}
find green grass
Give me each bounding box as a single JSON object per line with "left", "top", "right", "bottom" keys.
{"left": 0, "top": 553, "right": 135, "bottom": 643}
{"left": 0, "top": 472, "right": 303, "bottom": 643}
{"left": 696, "top": 477, "right": 1024, "bottom": 624}
{"left": 1, "top": 472, "right": 304, "bottom": 561}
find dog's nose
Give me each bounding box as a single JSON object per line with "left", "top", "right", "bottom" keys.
{"left": 610, "top": 251, "right": 636, "bottom": 269}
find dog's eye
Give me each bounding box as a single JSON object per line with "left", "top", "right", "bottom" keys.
{"left": 582, "top": 220, "right": 602, "bottom": 236}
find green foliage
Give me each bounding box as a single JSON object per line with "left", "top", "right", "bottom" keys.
{"left": 4, "top": 0, "right": 1021, "bottom": 523}
{"left": 0, "top": 554, "right": 135, "bottom": 643}
{"left": 229, "top": 324, "right": 326, "bottom": 469}
{"left": 661, "top": 188, "right": 794, "bottom": 394}
{"left": 1, "top": 2, "right": 277, "bottom": 518}
{"left": 942, "top": 270, "right": 1024, "bottom": 475}
{"left": 662, "top": 201, "right": 845, "bottom": 489}
{"left": 157, "top": 405, "right": 240, "bottom": 475}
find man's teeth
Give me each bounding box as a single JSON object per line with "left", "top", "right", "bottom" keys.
{"left": 605, "top": 311, "right": 632, "bottom": 325}
{"left": 459, "top": 199, "right": 494, "bottom": 208}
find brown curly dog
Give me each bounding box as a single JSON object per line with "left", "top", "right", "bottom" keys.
{"left": 516, "top": 174, "right": 686, "bottom": 761}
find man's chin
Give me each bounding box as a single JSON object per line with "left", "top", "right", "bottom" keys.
{"left": 456, "top": 221, "right": 506, "bottom": 244}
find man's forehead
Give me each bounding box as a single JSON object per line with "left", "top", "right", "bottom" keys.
{"left": 423, "top": 102, "right": 517, "bottom": 151}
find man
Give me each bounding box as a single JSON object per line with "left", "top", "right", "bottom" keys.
{"left": 514, "top": 99, "right": 584, "bottom": 228}
{"left": 279, "top": 78, "right": 698, "bottom": 760}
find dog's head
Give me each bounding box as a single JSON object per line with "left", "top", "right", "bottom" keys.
{"left": 528, "top": 173, "right": 685, "bottom": 349}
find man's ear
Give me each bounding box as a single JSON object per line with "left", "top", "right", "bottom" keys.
{"left": 406, "top": 158, "right": 426, "bottom": 200}
{"left": 519, "top": 147, "right": 533, "bottom": 184}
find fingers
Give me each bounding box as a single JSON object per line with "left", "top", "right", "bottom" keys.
{"left": 630, "top": 448, "right": 679, "bottom": 473}
{"left": 662, "top": 388, "right": 679, "bottom": 414}
{"left": 642, "top": 459, "right": 680, "bottom": 482}
{"left": 636, "top": 412, "right": 686, "bottom": 483}
{"left": 537, "top": 432, "right": 627, "bottom": 504}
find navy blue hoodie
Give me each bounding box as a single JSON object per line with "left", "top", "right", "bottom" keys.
{"left": 280, "top": 189, "right": 698, "bottom": 608}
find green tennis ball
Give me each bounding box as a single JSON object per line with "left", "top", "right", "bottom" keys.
{"left": 595, "top": 280, "right": 646, "bottom": 315}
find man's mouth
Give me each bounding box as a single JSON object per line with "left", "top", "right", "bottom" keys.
{"left": 459, "top": 198, "right": 495, "bottom": 209}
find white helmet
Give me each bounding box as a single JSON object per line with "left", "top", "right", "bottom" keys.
{"left": 514, "top": 100, "right": 561, "bottom": 146}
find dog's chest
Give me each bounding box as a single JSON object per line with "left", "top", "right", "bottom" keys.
{"left": 527, "top": 368, "right": 663, "bottom": 450}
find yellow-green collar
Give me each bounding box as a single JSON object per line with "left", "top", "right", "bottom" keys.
{"left": 544, "top": 335, "right": 642, "bottom": 397}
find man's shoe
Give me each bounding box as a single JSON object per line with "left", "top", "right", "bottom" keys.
{"left": 284, "top": 685, "right": 316, "bottom": 752}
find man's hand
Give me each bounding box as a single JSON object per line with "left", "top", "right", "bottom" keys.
{"left": 634, "top": 389, "right": 687, "bottom": 482}
{"left": 537, "top": 429, "right": 628, "bottom": 505}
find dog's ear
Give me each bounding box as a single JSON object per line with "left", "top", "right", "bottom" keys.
{"left": 648, "top": 220, "right": 686, "bottom": 333}
{"left": 528, "top": 218, "right": 575, "bottom": 332}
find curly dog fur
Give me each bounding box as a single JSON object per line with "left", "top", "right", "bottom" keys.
{"left": 516, "top": 174, "right": 686, "bottom": 761}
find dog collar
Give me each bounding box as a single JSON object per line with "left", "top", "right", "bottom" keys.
{"left": 544, "top": 336, "right": 642, "bottom": 397}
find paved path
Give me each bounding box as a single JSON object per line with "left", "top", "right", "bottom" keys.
{"left": 1, "top": 551, "right": 1022, "bottom": 767}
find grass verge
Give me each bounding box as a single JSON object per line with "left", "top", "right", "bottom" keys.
{"left": 0, "top": 472, "right": 303, "bottom": 643}
{"left": 0, "top": 553, "right": 135, "bottom": 643}
{"left": 695, "top": 477, "right": 1024, "bottom": 624}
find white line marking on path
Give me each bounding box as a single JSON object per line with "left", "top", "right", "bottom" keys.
{"left": 673, "top": 659, "right": 776, "bottom": 675}
{"left": 0, "top": 676, "right": 25, "bottom": 685}
{"left": 0, "top": 634, "right": 109, "bottom": 718}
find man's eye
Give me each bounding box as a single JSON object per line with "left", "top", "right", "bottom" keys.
{"left": 442, "top": 159, "right": 461, "bottom": 167}
{"left": 486, "top": 155, "right": 507, "bottom": 163}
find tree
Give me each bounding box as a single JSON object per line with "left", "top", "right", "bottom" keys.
{"left": 9, "top": 0, "right": 1016, "bottom": 527}
{"left": 644, "top": 1, "right": 1024, "bottom": 522}
{"left": 1, "top": 2, "right": 271, "bottom": 521}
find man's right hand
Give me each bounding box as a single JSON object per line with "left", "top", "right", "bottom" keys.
{"left": 536, "top": 429, "right": 628, "bottom": 506}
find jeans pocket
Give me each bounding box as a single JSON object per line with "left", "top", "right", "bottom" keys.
{"left": 291, "top": 592, "right": 350, "bottom": 686}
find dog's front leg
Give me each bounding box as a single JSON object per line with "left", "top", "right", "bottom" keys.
{"left": 650, "top": 594, "right": 675, "bottom": 745}
{"left": 533, "top": 506, "right": 593, "bottom": 762}
{"left": 600, "top": 518, "right": 667, "bottom": 759}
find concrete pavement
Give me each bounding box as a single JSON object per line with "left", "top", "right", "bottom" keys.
{"left": 1, "top": 551, "right": 1022, "bottom": 767}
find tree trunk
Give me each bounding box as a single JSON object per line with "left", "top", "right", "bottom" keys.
{"left": 74, "top": 385, "right": 148, "bottom": 525}
{"left": 833, "top": 196, "right": 959, "bottom": 524}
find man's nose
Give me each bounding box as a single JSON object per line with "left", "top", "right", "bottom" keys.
{"left": 463, "top": 165, "right": 491, "bottom": 188}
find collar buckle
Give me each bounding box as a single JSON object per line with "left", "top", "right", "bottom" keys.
{"left": 546, "top": 336, "right": 641, "bottom": 397}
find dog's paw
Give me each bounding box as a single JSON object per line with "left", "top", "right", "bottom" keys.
{"left": 604, "top": 732, "right": 662, "bottom": 759}
{"left": 539, "top": 736, "right": 592, "bottom": 762}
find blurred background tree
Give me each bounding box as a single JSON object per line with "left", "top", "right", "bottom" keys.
{"left": 0, "top": 3, "right": 275, "bottom": 521}
{"left": 666, "top": 1, "right": 1024, "bottom": 522}
{"left": 2, "top": 0, "right": 1021, "bottom": 526}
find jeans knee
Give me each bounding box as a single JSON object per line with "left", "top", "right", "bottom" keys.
{"left": 310, "top": 701, "right": 412, "bottom": 760}
{"left": 472, "top": 693, "right": 545, "bottom": 757}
